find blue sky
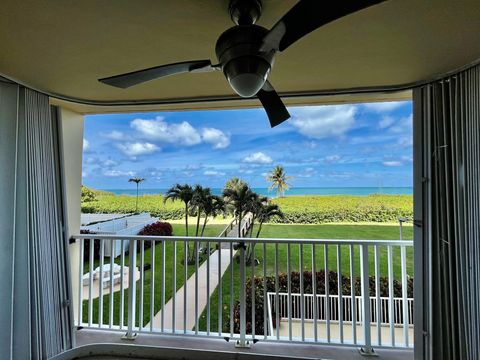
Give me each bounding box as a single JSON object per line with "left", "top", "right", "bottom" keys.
{"left": 82, "top": 101, "right": 412, "bottom": 189}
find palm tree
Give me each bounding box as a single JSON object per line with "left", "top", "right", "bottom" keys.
{"left": 200, "top": 195, "right": 225, "bottom": 237}
{"left": 254, "top": 202, "right": 284, "bottom": 238}
{"left": 246, "top": 193, "right": 268, "bottom": 238}
{"left": 164, "top": 184, "right": 195, "bottom": 263}
{"left": 191, "top": 185, "right": 211, "bottom": 237}
{"left": 267, "top": 165, "right": 292, "bottom": 197}
{"left": 164, "top": 184, "right": 194, "bottom": 236}
{"left": 224, "top": 177, "right": 247, "bottom": 192}
{"left": 198, "top": 194, "right": 225, "bottom": 254}
{"left": 223, "top": 177, "right": 247, "bottom": 217}
{"left": 128, "top": 177, "right": 145, "bottom": 213}
{"left": 223, "top": 184, "right": 256, "bottom": 238}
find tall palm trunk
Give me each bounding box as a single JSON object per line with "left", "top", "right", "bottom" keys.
{"left": 184, "top": 203, "right": 189, "bottom": 236}
{"left": 237, "top": 210, "right": 242, "bottom": 238}
{"left": 255, "top": 221, "right": 264, "bottom": 238}
{"left": 246, "top": 216, "right": 256, "bottom": 263}
{"left": 200, "top": 216, "right": 208, "bottom": 237}
{"left": 192, "top": 209, "right": 201, "bottom": 262}
{"left": 195, "top": 209, "right": 201, "bottom": 236}
{"left": 135, "top": 183, "right": 139, "bottom": 213}
{"left": 185, "top": 203, "right": 192, "bottom": 263}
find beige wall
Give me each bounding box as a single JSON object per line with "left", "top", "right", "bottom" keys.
{"left": 59, "top": 107, "right": 84, "bottom": 322}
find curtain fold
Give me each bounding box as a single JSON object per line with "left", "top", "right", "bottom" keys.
{"left": 22, "top": 89, "right": 73, "bottom": 359}
{"left": 0, "top": 85, "right": 72, "bottom": 359}
{"left": 414, "top": 64, "right": 480, "bottom": 360}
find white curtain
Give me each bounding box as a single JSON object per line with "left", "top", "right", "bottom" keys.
{"left": 0, "top": 84, "right": 73, "bottom": 359}
{"left": 413, "top": 64, "right": 480, "bottom": 360}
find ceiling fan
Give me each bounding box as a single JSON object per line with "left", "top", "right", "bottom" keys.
{"left": 99, "top": 0, "right": 386, "bottom": 127}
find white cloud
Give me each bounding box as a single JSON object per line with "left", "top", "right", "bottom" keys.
{"left": 201, "top": 128, "right": 230, "bottom": 149}
{"left": 83, "top": 139, "right": 90, "bottom": 151}
{"left": 117, "top": 142, "right": 160, "bottom": 158}
{"left": 364, "top": 101, "right": 406, "bottom": 112}
{"left": 290, "top": 105, "right": 356, "bottom": 139}
{"left": 243, "top": 152, "right": 273, "bottom": 164}
{"left": 131, "top": 116, "right": 201, "bottom": 146}
{"left": 379, "top": 116, "right": 395, "bottom": 129}
{"left": 104, "top": 130, "right": 126, "bottom": 140}
{"left": 320, "top": 171, "right": 355, "bottom": 179}
{"left": 298, "top": 167, "right": 317, "bottom": 178}
{"left": 397, "top": 136, "right": 413, "bottom": 148}
{"left": 102, "top": 159, "right": 118, "bottom": 168}
{"left": 383, "top": 161, "right": 403, "bottom": 167}
{"left": 82, "top": 171, "right": 87, "bottom": 178}
{"left": 383, "top": 155, "right": 413, "bottom": 167}
{"left": 324, "top": 155, "right": 342, "bottom": 164}
{"left": 239, "top": 169, "right": 254, "bottom": 174}
{"left": 203, "top": 170, "right": 226, "bottom": 176}
{"left": 103, "top": 170, "right": 136, "bottom": 177}
{"left": 389, "top": 115, "right": 412, "bottom": 134}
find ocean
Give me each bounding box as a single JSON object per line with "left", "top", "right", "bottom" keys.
{"left": 102, "top": 187, "right": 413, "bottom": 197}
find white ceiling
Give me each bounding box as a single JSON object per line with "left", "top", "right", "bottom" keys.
{"left": 1, "top": 0, "right": 479, "bottom": 113}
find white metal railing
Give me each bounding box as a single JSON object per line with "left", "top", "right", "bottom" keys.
{"left": 269, "top": 293, "right": 414, "bottom": 325}
{"left": 72, "top": 234, "right": 414, "bottom": 353}
{"left": 267, "top": 293, "right": 413, "bottom": 346}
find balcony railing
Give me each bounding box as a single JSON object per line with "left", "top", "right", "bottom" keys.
{"left": 72, "top": 234, "right": 413, "bottom": 355}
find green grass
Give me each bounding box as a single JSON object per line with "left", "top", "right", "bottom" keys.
{"left": 81, "top": 224, "right": 224, "bottom": 326}
{"left": 197, "top": 224, "right": 413, "bottom": 333}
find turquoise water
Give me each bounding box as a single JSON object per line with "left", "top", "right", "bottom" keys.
{"left": 102, "top": 187, "right": 413, "bottom": 197}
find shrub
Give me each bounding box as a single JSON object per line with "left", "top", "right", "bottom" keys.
{"left": 81, "top": 194, "right": 413, "bottom": 224}
{"left": 81, "top": 194, "right": 184, "bottom": 220}
{"left": 138, "top": 221, "right": 173, "bottom": 236}
{"left": 81, "top": 185, "right": 97, "bottom": 202}
{"left": 271, "top": 195, "right": 413, "bottom": 224}
{"left": 232, "top": 270, "right": 413, "bottom": 335}
{"left": 137, "top": 221, "right": 173, "bottom": 250}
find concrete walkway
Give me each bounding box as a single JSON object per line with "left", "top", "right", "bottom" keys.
{"left": 146, "top": 248, "right": 234, "bottom": 330}
{"left": 146, "top": 213, "right": 253, "bottom": 331}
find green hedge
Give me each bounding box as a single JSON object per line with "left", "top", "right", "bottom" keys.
{"left": 81, "top": 194, "right": 184, "bottom": 219}
{"left": 81, "top": 194, "right": 413, "bottom": 224}
{"left": 271, "top": 195, "right": 412, "bottom": 224}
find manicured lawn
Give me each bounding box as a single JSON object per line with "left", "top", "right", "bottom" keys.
{"left": 197, "top": 224, "right": 413, "bottom": 333}
{"left": 81, "top": 224, "right": 224, "bottom": 326}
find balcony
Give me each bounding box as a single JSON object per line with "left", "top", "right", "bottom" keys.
{"left": 70, "top": 232, "right": 414, "bottom": 359}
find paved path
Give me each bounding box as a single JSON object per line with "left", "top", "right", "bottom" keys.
{"left": 146, "top": 213, "right": 253, "bottom": 331}
{"left": 146, "top": 248, "right": 234, "bottom": 330}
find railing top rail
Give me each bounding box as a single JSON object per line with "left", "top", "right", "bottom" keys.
{"left": 71, "top": 233, "right": 413, "bottom": 246}
{"left": 218, "top": 217, "right": 237, "bottom": 237}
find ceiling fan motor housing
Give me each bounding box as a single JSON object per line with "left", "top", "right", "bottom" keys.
{"left": 215, "top": 25, "right": 275, "bottom": 98}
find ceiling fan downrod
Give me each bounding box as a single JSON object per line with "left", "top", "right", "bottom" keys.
{"left": 229, "top": 0, "right": 262, "bottom": 26}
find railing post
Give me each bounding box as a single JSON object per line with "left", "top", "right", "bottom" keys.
{"left": 123, "top": 239, "right": 137, "bottom": 340}
{"left": 236, "top": 241, "right": 250, "bottom": 348}
{"left": 360, "top": 244, "right": 376, "bottom": 356}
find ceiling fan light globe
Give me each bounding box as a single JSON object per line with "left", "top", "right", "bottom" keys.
{"left": 223, "top": 56, "right": 270, "bottom": 98}
{"left": 229, "top": 73, "right": 266, "bottom": 98}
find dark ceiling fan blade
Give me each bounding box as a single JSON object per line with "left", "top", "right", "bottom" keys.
{"left": 99, "top": 60, "right": 215, "bottom": 88}
{"left": 262, "top": 0, "right": 387, "bottom": 52}
{"left": 257, "top": 81, "right": 290, "bottom": 128}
